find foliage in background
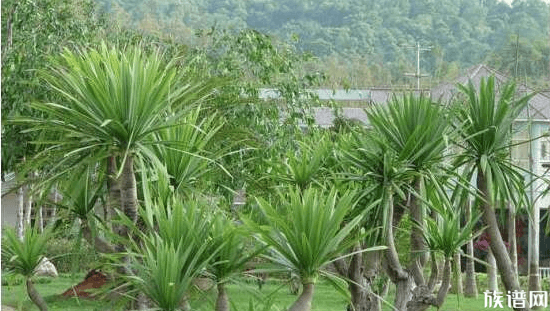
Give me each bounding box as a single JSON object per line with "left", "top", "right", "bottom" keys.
{"left": 93, "top": 0, "right": 550, "bottom": 88}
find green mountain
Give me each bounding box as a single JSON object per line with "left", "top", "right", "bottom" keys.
{"left": 95, "top": 0, "right": 550, "bottom": 87}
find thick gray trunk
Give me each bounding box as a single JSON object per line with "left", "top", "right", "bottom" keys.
{"left": 216, "top": 283, "right": 230, "bottom": 311}
{"left": 478, "top": 173, "right": 526, "bottom": 311}
{"left": 464, "top": 200, "right": 478, "bottom": 298}
{"left": 349, "top": 246, "right": 368, "bottom": 311}
{"left": 435, "top": 258, "right": 452, "bottom": 308}
{"left": 406, "top": 258, "right": 451, "bottom": 311}
{"left": 16, "top": 186, "right": 25, "bottom": 240}
{"left": 394, "top": 276, "right": 414, "bottom": 311}
{"left": 120, "top": 156, "right": 138, "bottom": 227}
{"left": 407, "top": 179, "right": 426, "bottom": 287}
{"left": 26, "top": 278, "right": 48, "bottom": 311}
{"left": 289, "top": 282, "right": 315, "bottom": 311}
{"left": 450, "top": 253, "right": 463, "bottom": 294}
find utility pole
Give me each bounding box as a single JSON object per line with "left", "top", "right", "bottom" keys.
{"left": 404, "top": 42, "right": 431, "bottom": 89}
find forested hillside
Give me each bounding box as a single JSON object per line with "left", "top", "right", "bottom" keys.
{"left": 90, "top": 0, "right": 550, "bottom": 86}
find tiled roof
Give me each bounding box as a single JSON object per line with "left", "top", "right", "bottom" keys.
{"left": 431, "top": 64, "right": 550, "bottom": 120}
{"left": 262, "top": 64, "right": 549, "bottom": 128}
{"left": 1, "top": 172, "right": 18, "bottom": 197}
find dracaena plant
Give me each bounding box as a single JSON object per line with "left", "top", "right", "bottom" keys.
{"left": 453, "top": 76, "right": 533, "bottom": 300}
{"left": 246, "top": 186, "right": 383, "bottom": 311}
{"left": 2, "top": 225, "right": 55, "bottom": 311}
{"left": 121, "top": 194, "right": 218, "bottom": 311}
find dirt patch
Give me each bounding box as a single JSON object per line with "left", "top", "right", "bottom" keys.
{"left": 61, "top": 269, "right": 108, "bottom": 298}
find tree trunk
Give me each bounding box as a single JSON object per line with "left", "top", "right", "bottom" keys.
{"left": 37, "top": 204, "right": 44, "bottom": 233}
{"left": 464, "top": 200, "right": 478, "bottom": 298}
{"left": 81, "top": 220, "right": 115, "bottom": 253}
{"left": 16, "top": 186, "right": 25, "bottom": 240}
{"left": 120, "top": 156, "right": 138, "bottom": 229}
{"left": 528, "top": 207, "right": 541, "bottom": 294}
{"left": 508, "top": 203, "right": 518, "bottom": 277}
{"left": 407, "top": 179, "right": 426, "bottom": 287}
{"left": 289, "top": 282, "right": 315, "bottom": 311}
{"left": 26, "top": 278, "right": 48, "bottom": 311}
{"left": 435, "top": 258, "right": 452, "bottom": 308}
{"left": 383, "top": 194, "right": 412, "bottom": 311}
{"left": 487, "top": 249, "right": 498, "bottom": 292}
{"left": 216, "top": 283, "right": 230, "bottom": 311}
{"left": 24, "top": 184, "right": 32, "bottom": 227}
{"left": 50, "top": 185, "right": 58, "bottom": 225}
{"left": 450, "top": 253, "right": 463, "bottom": 295}
{"left": 107, "top": 156, "right": 121, "bottom": 233}
{"left": 478, "top": 173, "right": 526, "bottom": 311}
{"left": 349, "top": 245, "right": 368, "bottom": 311}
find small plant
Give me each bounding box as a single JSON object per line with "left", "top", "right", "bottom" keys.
{"left": 2, "top": 226, "right": 55, "bottom": 311}
{"left": 247, "top": 187, "right": 380, "bottom": 311}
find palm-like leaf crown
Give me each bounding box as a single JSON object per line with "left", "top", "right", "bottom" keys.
{"left": 19, "top": 43, "right": 213, "bottom": 179}
{"left": 2, "top": 226, "right": 54, "bottom": 278}
{"left": 454, "top": 76, "right": 533, "bottom": 206}
{"left": 251, "top": 187, "right": 363, "bottom": 283}
{"left": 367, "top": 93, "right": 450, "bottom": 172}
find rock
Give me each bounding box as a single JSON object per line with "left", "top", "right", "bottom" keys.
{"left": 34, "top": 257, "right": 58, "bottom": 278}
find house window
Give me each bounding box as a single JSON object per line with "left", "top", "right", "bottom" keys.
{"left": 541, "top": 136, "right": 550, "bottom": 162}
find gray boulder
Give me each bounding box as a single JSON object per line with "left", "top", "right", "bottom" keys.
{"left": 35, "top": 257, "right": 58, "bottom": 278}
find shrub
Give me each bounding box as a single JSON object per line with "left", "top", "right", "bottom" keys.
{"left": 45, "top": 237, "right": 98, "bottom": 273}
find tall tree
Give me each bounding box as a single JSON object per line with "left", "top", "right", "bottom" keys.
{"left": 15, "top": 43, "right": 217, "bottom": 254}
{"left": 454, "top": 76, "right": 533, "bottom": 311}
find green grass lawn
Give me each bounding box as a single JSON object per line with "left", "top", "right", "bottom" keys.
{"left": 1, "top": 274, "right": 514, "bottom": 311}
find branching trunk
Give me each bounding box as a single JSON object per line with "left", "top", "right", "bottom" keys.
{"left": 216, "top": 283, "right": 230, "bottom": 311}
{"left": 478, "top": 173, "right": 526, "bottom": 311}
{"left": 464, "top": 200, "right": 478, "bottom": 298}
{"left": 427, "top": 254, "right": 438, "bottom": 292}
{"left": 383, "top": 195, "right": 412, "bottom": 311}
{"left": 406, "top": 258, "right": 451, "bottom": 311}
{"left": 289, "top": 282, "right": 315, "bottom": 311}
{"left": 26, "top": 278, "right": 48, "bottom": 311}
{"left": 333, "top": 258, "right": 348, "bottom": 277}
{"left": 81, "top": 220, "right": 116, "bottom": 253}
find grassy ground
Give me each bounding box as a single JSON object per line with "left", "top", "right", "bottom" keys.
{"left": 1, "top": 274, "right": 514, "bottom": 311}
